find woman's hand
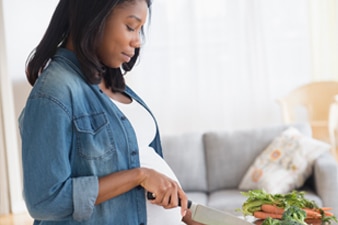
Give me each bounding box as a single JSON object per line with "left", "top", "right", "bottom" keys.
{"left": 139, "top": 167, "right": 188, "bottom": 217}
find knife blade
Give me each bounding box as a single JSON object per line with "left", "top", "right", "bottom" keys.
{"left": 189, "top": 202, "right": 253, "bottom": 225}
{"left": 146, "top": 192, "right": 252, "bottom": 225}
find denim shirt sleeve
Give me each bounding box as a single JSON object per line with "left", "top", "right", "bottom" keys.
{"left": 20, "top": 95, "right": 98, "bottom": 221}
{"left": 72, "top": 176, "right": 98, "bottom": 221}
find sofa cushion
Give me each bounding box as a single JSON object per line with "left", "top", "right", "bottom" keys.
{"left": 208, "top": 189, "right": 248, "bottom": 215}
{"left": 238, "top": 127, "right": 330, "bottom": 194}
{"left": 313, "top": 152, "right": 338, "bottom": 215}
{"left": 203, "top": 123, "right": 312, "bottom": 192}
{"left": 186, "top": 192, "right": 208, "bottom": 206}
{"left": 161, "top": 132, "right": 208, "bottom": 192}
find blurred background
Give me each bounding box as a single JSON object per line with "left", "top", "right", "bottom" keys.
{"left": 1, "top": 0, "right": 338, "bottom": 218}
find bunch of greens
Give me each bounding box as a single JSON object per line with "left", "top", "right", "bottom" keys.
{"left": 239, "top": 189, "right": 317, "bottom": 216}
{"left": 239, "top": 189, "right": 338, "bottom": 224}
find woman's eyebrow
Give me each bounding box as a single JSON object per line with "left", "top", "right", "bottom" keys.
{"left": 128, "top": 15, "right": 142, "bottom": 22}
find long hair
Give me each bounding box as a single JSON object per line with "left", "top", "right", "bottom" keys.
{"left": 26, "top": 0, "right": 151, "bottom": 92}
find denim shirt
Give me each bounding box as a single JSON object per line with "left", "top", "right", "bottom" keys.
{"left": 19, "top": 48, "right": 163, "bottom": 225}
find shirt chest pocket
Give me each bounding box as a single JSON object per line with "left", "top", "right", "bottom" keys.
{"left": 73, "top": 112, "right": 115, "bottom": 160}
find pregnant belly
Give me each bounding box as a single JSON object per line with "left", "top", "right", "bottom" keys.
{"left": 139, "top": 147, "right": 182, "bottom": 225}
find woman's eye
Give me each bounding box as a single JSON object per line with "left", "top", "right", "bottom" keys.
{"left": 127, "top": 25, "right": 135, "bottom": 32}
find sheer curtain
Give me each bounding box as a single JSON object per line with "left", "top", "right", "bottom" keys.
{"left": 309, "top": 0, "right": 338, "bottom": 80}
{"left": 127, "top": 0, "right": 314, "bottom": 135}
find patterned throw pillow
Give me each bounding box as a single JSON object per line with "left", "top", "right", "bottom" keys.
{"left": 238, "top": 127, "right": 330, "bottom": 194}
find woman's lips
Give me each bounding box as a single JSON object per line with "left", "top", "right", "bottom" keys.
{"left": 122, "top": 52, "right": 133, "bottom": 63}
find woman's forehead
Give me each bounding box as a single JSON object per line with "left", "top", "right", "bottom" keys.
{"left": 110, "top": 0, "right": 148, "bottom": 21}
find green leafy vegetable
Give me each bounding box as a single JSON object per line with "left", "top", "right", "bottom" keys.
{"left": 281, "top": 206, "right": 307, "bottom": 225}
{"left": 239, "top": 189, "right": 317, "bottom": 216}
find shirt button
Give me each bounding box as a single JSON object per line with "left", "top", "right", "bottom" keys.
{"left": 131, "top": 151, "right": 137, "bottom": 156}
{"left": 140, "top": 223, "right": 144, "bottom": 225}
{"left": 121, "top": 116, "right": 127, "bottom": 120}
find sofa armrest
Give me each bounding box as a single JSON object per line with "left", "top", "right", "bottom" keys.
{"left": 313, "top": 152, "right": 338, "bottom": 215}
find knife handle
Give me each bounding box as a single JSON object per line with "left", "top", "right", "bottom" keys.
{"left": 146, "top": 192, "right": 192, "bottom": 208}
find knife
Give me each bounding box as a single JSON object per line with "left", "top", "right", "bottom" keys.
{"left": 147, "top": 192, "right": 253, "bottom": 225}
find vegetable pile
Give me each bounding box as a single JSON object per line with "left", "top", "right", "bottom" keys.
{"left": 239, "top": 189, "right": 337, "bottom": 225}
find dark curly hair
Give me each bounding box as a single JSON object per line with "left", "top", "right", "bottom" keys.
{"left": 26, "top": 0, "right": 151, "bottom": 92}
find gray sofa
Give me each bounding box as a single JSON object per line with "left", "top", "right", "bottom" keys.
{"left": 160, "top": 123, "right": 338, "bottom": 219}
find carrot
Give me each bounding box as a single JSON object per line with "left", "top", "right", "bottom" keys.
{"left": 312, "top": 207, "right": 334, "bottom": 216}
{"left": 323, "top": 211, "right": 334, "bottom": 217}
{"left": 320, "top": 207, "right": 333, "bottom": 211}
{"left": 303, "top": 208, "right": 322, "bottom": 219}
{"left": 312, "top": 207, "right": 333, "bottom": 213}
{"left": 253, "top": 211, "right": 283, "bottom": 219}
{"left": 261, "top": 204, "right": 285, "bottom": 215}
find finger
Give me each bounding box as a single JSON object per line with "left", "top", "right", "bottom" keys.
{"left": 169, "top": 184, "right": 180, "bottom": 207}
{"left": 177, "top": 188, "right": 188, "bottom": 217}
{"left": 161, "top": 189, "right": 175, "bottom": 208}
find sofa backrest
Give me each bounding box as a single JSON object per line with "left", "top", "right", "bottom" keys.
{"left": 203, "top": 123, "right": 312, "bottom": 192}
{"left": 161, "top": 132, "right": 208, "bottom": 192}
{"left": 161, "top": 123, "right": 312, "bottom": 193}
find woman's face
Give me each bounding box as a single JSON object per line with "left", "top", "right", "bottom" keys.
{"left": 97, "top": 0, "right": 148, "bottom": 68}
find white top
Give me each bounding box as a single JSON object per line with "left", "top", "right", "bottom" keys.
{"left": 111, "top": 98, "right": 182, "bottom": 225}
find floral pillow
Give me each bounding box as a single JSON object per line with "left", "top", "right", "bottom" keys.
{"left": 238, "top": 127, "right": 330, "bottom": 194}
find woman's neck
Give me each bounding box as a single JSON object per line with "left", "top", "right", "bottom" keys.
{"left": 99, "top": 82, "right": 132, "bottom": 104}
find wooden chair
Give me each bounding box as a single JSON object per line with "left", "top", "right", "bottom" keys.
{"left": 276, "top": 81, "right": 338, "bottom": 157}
{"left": 328, "top": 95, "right": 338, "bottom": 161}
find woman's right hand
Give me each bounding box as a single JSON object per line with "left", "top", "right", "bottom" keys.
{"left": 139, "top": 167, "right": 188, "bottom": 217}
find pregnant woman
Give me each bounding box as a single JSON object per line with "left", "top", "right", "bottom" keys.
{"left": 19, "top": 0, "right": 203, "bottom": 224}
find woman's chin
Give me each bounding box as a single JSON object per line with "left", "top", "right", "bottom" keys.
{"left": 103, "top": 62, "right": 122, "bottom": 69}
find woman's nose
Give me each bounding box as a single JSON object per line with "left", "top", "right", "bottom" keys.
{"left": 131, "top": 32, "right": 142, "bottom": 48}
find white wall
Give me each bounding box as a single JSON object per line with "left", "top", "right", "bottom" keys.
{"left": 3, "top": 0, "right": 58, "bottom": 81}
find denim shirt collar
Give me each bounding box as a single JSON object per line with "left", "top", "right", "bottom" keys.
{"left": 55, "top": 48, "right": 81, "bottom": 67}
